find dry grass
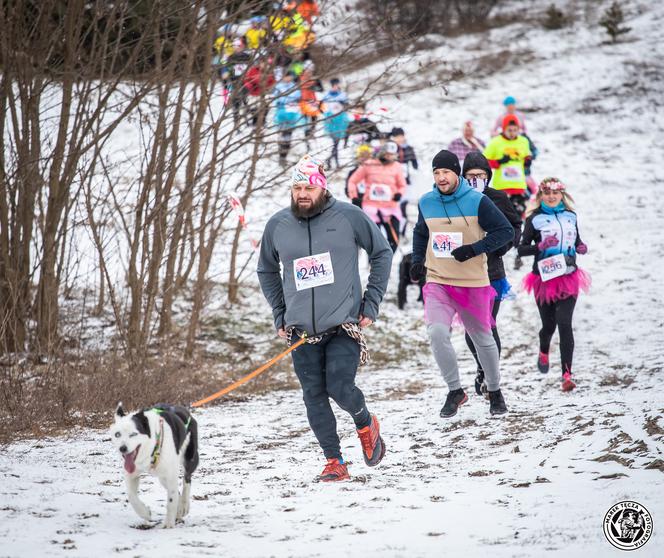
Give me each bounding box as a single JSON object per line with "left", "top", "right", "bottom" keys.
{"left": 0, "top": 337, "right": 300, "bottom": 445}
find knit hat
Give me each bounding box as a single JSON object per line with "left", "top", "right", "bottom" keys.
{"left": 502, "top": 114, "right": 520, "bottom": 130}
{"left": 292, "top": 155, "right": 327, "bottom": 189}
{"left": 503, "top": 95, "right": 516, "bottom": 106}
{"left": 462, "top": 151, "right": 492, "bottom": 183}
{"left": 381, "top": 141, "right": 398, "bottom": 155}
{"left": 431, "top": 149, "right": 461, "bottom": 175}
{"left": 355, "top": 144, "right": 373, "bottom": 159}
{"left": 539, "top": 177, "right": 566, "bottom": 192}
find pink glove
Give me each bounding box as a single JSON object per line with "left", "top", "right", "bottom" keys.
{"left": 576, "top": 243, "right": 588, "bottom": 255}
{"left": 537, "top": 234, "right": 558, "bottom": 251}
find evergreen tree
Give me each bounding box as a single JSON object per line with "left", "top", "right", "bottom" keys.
{"left": 543, "top": 4, "right": 567, "bottom": 30}
{"left": 599, "top": 1, "right": 631, "bottom": 43}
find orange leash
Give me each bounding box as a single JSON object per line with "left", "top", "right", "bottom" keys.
{"left": 386, "top": 220, "right": 399, "bottom": 246}
{"left": 190, "top": 336, "right": 307, "bottom": 408}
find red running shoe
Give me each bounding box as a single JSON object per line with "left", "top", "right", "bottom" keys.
{"left": 356, "top": 414, "right": 386, "bottom": 467}
{"left": 319, "top": 458, "right": 350, "bottom": 482}
{"left": 561, "top": 371, "right": 576, "bottom": 392}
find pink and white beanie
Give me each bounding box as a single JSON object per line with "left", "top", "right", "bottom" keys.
{"left": 291, "top": 155, "right": 327, "bottom": 189}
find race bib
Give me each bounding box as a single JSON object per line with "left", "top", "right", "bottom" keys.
{"left": 431, "top": 232, "right": 463, "bottom": 258}
{"left": 368, "top": 184, "right": 393, "bottom": 202}
{"left": 293, "top": 252, "right": 334, "bottom": 291}
{"left": 537, "top": 253, "right": 566, "bottom": 282}
{"left": 501, "top": 165, "right": 524, "bottom": 182}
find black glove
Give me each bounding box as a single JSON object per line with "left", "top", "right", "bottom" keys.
{"left": 524, "top": 156, "right": 532, "bottom": 169}
{"left": 451, "top": 244, "right": 476, "bottom": 262}
{"left": 409, "top": 262, "right": 426, "bottom": 282}
{"left": 392, "top": 193, "right": 402, "bottom": 202}
{"left": 351, "top": 197, "right": 362, "bottom": 208}
{"left": 497, "top": 154, "right": 512, "bottom": 165}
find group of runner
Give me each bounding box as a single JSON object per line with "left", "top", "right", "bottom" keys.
{"left": 213, "top": 1, "right": 323, "bottom": 154}
{"left": 256, "top": 93, "right": 591, "bottom": 482}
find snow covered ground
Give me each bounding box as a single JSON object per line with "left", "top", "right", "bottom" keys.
{"left": 2, "top": 1, "right": 664, "bottom": 556}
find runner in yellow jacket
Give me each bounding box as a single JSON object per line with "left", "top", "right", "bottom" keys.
{"left": 484, "top": 113, "right": 533, "bottom": 269}
{"left": 483, "top": 114, "right": 532, "bottom": 198}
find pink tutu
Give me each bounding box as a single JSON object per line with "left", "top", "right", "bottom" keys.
{"left": 423, "top": 282, "right": 497, "bottom": 334}
{"left": 522, "top": 268, "right": 591, "bottom": 304}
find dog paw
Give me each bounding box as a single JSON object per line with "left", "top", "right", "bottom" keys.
{"left": 137, "top": 507, "right": 152, "bottom": 522}
{"left": 176, "top": 502, "right": 189, "bottom": 520}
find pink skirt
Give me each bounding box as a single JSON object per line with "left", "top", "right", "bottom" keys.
{"left": 522, "top": 268, "right": 591, "bottom": 304}
{"left": 423, "top": 282, "right": 497, "bottom": 334}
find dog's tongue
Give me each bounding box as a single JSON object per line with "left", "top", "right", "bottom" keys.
{"left": 123, "top": 447, "right": 138, "bottom": 474}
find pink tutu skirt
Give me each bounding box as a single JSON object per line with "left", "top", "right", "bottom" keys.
{"left": 522, "top": 268, "right": 591, "bottom": 304}
{"left": 423, "top": 283, "right": 497, "bottom": 334}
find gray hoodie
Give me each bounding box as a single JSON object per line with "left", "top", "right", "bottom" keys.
{"left": 257, "top": 195, "right": 392, "bottom": 335}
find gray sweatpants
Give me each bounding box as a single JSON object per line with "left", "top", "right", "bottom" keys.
{"left": 424, "top": 283, "right": 501, "bottom": 392}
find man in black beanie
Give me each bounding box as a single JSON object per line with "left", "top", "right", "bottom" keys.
{"left": 462, "top": 151, "right": 522, "bottom": 397}
{"left": 430, "top": 150, "right": 461, "bottom": 177}
{"left": 411, "top": 149, "right": 512, "bottom": 417}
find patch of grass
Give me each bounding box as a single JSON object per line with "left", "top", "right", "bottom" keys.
{"left": 0, "top": 329, "right": 299, "bottom": 444}
{"left": 599, "top": 373, "right": 635, "bottom": 387}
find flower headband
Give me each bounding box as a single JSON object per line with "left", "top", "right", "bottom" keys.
{"left": 539, "top": 177, "right": 566, "bottom": 192}
{"left": 292, "top": 155, "right": 327, "bottom": 189}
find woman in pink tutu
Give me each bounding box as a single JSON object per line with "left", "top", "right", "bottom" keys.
{"left": 518, "top": 178, "right": 591, "bottom": 391}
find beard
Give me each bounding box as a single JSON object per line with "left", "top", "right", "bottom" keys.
{"left": 290, "top": 191, "right": 330, "bottom": 218}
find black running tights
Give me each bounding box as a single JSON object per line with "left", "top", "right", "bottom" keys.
{"left": 537, "top": 296, "right": 577, "bottom": 375}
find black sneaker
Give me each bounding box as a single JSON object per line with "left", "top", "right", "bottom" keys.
{"left": 488, "top": 389, "right": 508, "bottom": 416}
{"left": 440, "top": 389, "right": 468, "bottom": 418}
{"left": 474, "top": 369, "right": 488, "bottom": 398}
{"left": 514, "top": 256, "right": 523, "bottom": 270}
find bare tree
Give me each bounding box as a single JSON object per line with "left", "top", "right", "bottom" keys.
{"left": 2, "top": 0, "right": 453, "bottom": 363}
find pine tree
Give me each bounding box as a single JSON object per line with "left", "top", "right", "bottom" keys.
{"left": 543, "top": 4, "right": 567, "bottom": 30}
{"left": 599, "top": 1, "right": 631, "bottom": 43}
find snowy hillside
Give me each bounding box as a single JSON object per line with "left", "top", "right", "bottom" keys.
{"left": 2, "top": 1, "right": 664, "bottom": 557}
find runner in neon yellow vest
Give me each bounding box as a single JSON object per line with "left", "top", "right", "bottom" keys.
{"left": 483, "top": 114, "right": 532, "bottom": 195}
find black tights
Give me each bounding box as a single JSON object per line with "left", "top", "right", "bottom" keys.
{"left": 537, "top": 296, "right": 577, "bottom": 375}
{"left": 328, "top": 138, "right": 340, "bottom": 168}
{"left": 465, "top": 298, "right": 502, "bottom": 373}
{"left": 278, "top": 130, "right": 293, "bottom": 159}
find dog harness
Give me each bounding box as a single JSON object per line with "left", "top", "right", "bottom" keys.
{"left": 148, "top": 406, "right": 193, "bottom": 468}
{"left": 150, "top": 417, "right": 164, "bottom": 469}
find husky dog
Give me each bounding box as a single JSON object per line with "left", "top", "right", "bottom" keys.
{"left": 110, "top": 403, "right": 199, "bottom": 528}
